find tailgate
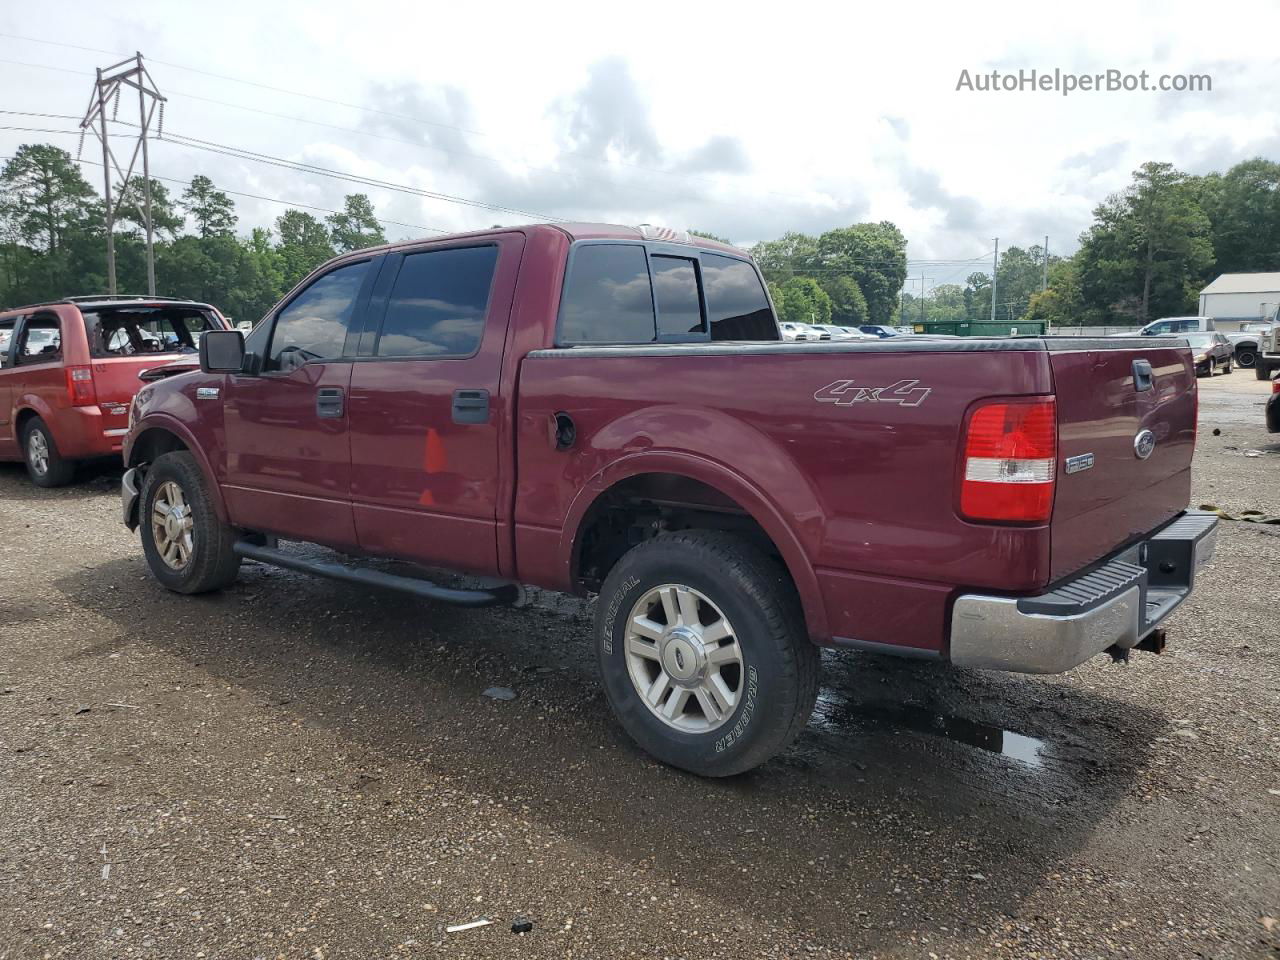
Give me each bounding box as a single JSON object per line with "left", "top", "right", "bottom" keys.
{"left": 1049, "top": 340, "right": 1197, "bottom": 581}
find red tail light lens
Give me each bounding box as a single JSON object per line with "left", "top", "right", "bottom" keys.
{"left": 960, "top": 398, "right": 1057, "bottom": 523}
{"left": 65, "top": 365, "right": 97, "bottom": 407}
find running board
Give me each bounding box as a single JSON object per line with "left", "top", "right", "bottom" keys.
{"left": 232, "top": 541, "right": 518, "bottom": 608}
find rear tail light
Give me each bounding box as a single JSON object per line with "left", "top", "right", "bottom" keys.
{"left": 1273, "top": 380, "right": 1280, "bottom": 394}
{"left": 65, "top": 365, "right": 97, "bottom": 407}
{"left": 960, "top": 398, "right": 1057, "bottom": 524}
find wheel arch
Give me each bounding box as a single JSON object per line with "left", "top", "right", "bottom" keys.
{"left": 128, "top": 417, "right": 229, "bottom": 524}
{"left": 562, "top": 453, "right": 829, "bottom": 644}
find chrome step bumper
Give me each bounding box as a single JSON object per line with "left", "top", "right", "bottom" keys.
{"left": 949, "top": 510, "right": 1218, "bottom": 674}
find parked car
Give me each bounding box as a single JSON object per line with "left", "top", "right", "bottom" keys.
{"left": 1109, "top": 316, "right": 1217, "bottom": 337}
{"left": 1257, "top": 323, "right": 1280, "bottom": 381}
{"left": 121, "top": 222, "right": 1216, "bottom": 777}
{"left": 1171, "top": 331, "right": 1233, "bottom": 376}
{"left": 0, "top": 295, "right": 230, "bottom": 486}
{"left": 799, "top": 323, "right": 831, "bottom": 340}
{"left": 1224, "top": 321, "right": 1272, "bottom": 370}
{"left": 858, "top": 324, "right": 899, "bottom": 338}
{"left": 811, "top": 324, "right": 860, "bottom": 341}
{"left": 779, "top": 322, "right": 809, "bottom": 342}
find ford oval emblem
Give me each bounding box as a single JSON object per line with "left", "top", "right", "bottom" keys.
{"left": 1134, "top": 429, "right": 1157, "bottom": 460}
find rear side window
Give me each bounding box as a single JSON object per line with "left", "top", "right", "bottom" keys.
{"left": 269, "top": 259, "right": 371, "bottom": 370}
{"left": 651, "top": 256, "right": 704, "bottom": 337}
{"left": 701, "top": 254, "right": 777, "bottom": 341}
{"left": 376, "top": 246, "right": 499, "bottom": 357}
{"left": 17, "top": 315, "right": 61, "bottom": 363}
{"left": 83, "top": 306, "right": 217, "bottom": 358}
{"left": 560, "top": 245, "right": 655, "bottom": 344}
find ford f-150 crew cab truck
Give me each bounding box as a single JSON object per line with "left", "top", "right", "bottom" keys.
{"left": 120, "top": 223, "right": 1218, "bottom": 776}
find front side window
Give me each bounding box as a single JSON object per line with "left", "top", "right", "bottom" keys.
{"left": 651, "top": 256, "right": 704, "bottom": 337}
{"left": 560, "top": 244, "right": 655, "bottom": 344}
{"left": 17, "top": 315, "right": 61, "bottom": 364}
{"left": 268, "top": 260, "right": 371, "bottom": 371}
{"left": 700, "top": 254, "right": 777, "bottom": 341}
{"left": 376, "top": 246, "right": 499, "bottom": 357}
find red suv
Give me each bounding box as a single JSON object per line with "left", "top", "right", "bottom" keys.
{"left": 0, "top": 296, "right": 230, "bottom": 486}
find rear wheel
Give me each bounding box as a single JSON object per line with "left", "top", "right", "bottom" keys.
{"left": 1223, "top": 355, "right": 1233, "bottom": 374}
{"left": 595, "top": 531, "right": 820, "bottom": 777}
{"left": 139, "top": 451, "right": 241, "bottom": 593}
{"left": 1257, "top": 362, "right": 1274, "bottom": 382}
{"left": 1236, "top": 348, "right": 1256, "bottom": 368}
{"left": 21, "top": 417, "right": 75, "bottom": 487}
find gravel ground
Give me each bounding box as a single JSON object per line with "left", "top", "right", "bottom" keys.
{"left": 1, "top": 374, "right": 1278, "bottom": 959}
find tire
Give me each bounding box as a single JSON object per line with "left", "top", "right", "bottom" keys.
{"left": 595, "top": 530, "right": 820, "bottom": 777}
{"left": 21, "top": 417, "right": 75, "bottom": 487}
{"left": 139, "top": 451, "right": 241, "bottom": 594}
{"left": 1236, "top": 348, "right": 1256, "bottom": 369}
{"left": 1223, "top": 356, "right": 1233, "bottom": 374}
{"left": 1257, "top": 362, "right": 1273, "bottom": 382}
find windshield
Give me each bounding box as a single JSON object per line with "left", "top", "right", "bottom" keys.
{"left": 81, "top": 305, "right": 218, "bottom": 358}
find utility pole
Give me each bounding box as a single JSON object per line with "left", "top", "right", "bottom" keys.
{"left": 1042, "top": 235, "right": 1049, "bottom": 291}
{"left": 79, "top": 52, "right": 166, "bottom": 295}
{"left": 990, "top": 238, "right": 999, "bottom": 324}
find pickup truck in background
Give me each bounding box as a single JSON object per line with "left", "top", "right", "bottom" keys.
{"left": 120, "top": 223, "right": 1218, "bottom": 776}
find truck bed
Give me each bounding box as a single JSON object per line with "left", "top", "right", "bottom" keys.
{"left": 512, "top": 335, "right": 1196, "bottom": 653}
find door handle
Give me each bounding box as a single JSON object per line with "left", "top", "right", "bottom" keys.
{"left": 1132, "top": 359, "right": 1153, "bottom": 392}
{"left": 316, "top": 387, "right": 345, "bottom": 419}
{"left": 452, "top": 388, "right": 490, "bottom": 425}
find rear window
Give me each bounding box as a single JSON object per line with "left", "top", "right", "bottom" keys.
{"left": 376, "top": 245, "right": 499, "bottom": 357}
{"left": 560, "top": 245, "right": 655, "bottom": 344}
{"left": 83, "top": 306, "right": 218, "bottom": 358}
{"left": 699, "top": 253, "right": 777, "bottom": 341}
{"left": 651, "top": 256, "right": 704, "bottom": 337}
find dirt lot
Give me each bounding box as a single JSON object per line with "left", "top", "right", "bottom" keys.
{"left": 1, "top": 374, "right": 1278, "bottom": 959}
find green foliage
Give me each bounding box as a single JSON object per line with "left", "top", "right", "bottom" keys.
{"left": 689, "top": 229, "right": 731, "bottom": 244}
{"left": 327, "top": 193, "right": 387, "bottom": 252}
{"left": 821, "top": 274, "right": 868, "bottom": 325}
{"left": 180, "top": 174, "right": 237, "bottom": 239}
{"left": 1075, "top": 162, "right": 1213, "bottom": 323}
{"left": 275, "top": 210, "right": 336, "bottom": 289}
{"left": 775, "top": 276, "right": 832, "bottom": 325}
{"left": 752, "top": 223, "right": 906, "bottom": 323}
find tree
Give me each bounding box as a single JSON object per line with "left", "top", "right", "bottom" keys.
{"left": 689, "top": 229, "right": 731, "bottom": 244}
{"left": 0, "top": 144, "right": 100, "bottom": 256}
{"left": 821, "top": 275, "right": 869, "bottom": 326}
{"left": 115, "top": 177, "right": 184, "bottom": 238}
{"left": 1194, "top": 158, "right": 1280, "bottom": 275}
{"left": 275, "top": 210, "right": 335, "bottom": 287}
{"left": 1026, "top": 258, "right": 1087, "bottom": 327}
{"left": 326, "top": 193, "right": 386, "bottom": 252}
{"left": 1077, "top": 162, "right": 1213, "bottom": 323}
{"left": 181, "top": 174, "right": 237, "bottom": 239}
{"left": 776, "top": 276, "right": 832, "bottom": 326}
{"left": 813, "top": 222, "right": 908, "bottom": 324}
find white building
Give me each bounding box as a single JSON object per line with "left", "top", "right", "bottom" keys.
{"left": 1198, "top": 273, "right": 1280, "bottom": 329}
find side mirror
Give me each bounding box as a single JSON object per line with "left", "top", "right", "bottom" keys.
{"left": 199, "top": 329, "right": 245, "bottom": 373}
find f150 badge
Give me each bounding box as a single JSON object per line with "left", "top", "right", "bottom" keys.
{"left": 814, "top": 378, "right": 932, "bottom": 408}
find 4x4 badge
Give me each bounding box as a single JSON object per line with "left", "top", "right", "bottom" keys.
{"left": 814, "top": 378, "right": 931, "bottom": 408}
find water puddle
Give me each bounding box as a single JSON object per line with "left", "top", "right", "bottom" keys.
{"left": 816, "top": 696, "right": 1047, "bottom": 768}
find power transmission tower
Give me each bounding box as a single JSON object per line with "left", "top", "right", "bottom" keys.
{"left": 78, "top": 53, "right": 166, "bottom": 295}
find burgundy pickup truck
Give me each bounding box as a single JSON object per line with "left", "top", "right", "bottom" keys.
{"left": 121, "top": 223, "right": 1217, "bottom": 776}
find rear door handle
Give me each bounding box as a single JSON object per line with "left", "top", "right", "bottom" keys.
{"left": 316, "top": 387, "right": 345, "bottom": 418}
{"left": 452, "top": 388, "right": 490, "bottom": 425}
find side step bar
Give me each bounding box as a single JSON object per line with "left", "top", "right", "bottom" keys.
{"left": 232, "top": 541, "right": 518, "bottom": 608}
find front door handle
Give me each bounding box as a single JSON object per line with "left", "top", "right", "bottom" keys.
{"left": 452, "top": 388, "right": 490, "bottom": 425}
{"left": 316, "top": 387, "right": 345, "bottom": 419}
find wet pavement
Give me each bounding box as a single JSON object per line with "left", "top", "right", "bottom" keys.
{"left": 0, "top": 374, "right": 1277, "bottom": 958}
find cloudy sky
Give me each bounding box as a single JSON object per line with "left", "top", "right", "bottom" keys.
{"left": 2, "top": 0, "right": 1277, "bottom": 289}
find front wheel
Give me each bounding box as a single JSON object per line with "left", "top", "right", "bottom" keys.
{"left": 1223, "top": 356, "right": 1233, "bottom": 374}
{"left": 1236, "top": 348, "right": 1256, "bottom": 369}
{"left": 1257, "top": 362, "right": 1274, "bottom": 382}
{"left": 595, "top": 531, "right": 820, "bottom": 777}
{"left": 139, "top": 451, "right": 241, "bottom": 593}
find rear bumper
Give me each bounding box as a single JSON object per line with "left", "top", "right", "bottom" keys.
{"left": 52, "top": 406, "right": 129, "bottom": 458}
{"left": 949, "top": 510, "right": 1218, "bottom": 674}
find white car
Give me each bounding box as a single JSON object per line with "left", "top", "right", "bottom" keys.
{"left": 1110, "top": 316, "right": 1217, "bottom": 337}
{"left": 779, "top": 322, "right": 810, "bottom": 342}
